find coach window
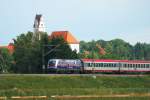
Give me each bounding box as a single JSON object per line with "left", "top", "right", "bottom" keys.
{"left": 107, "top": 63, "right": 109, "bottom": 67}
{"left": 101, "top": 63, "right": 103, "bottom": 67}
{"left": 102, "top": 63, "right": 104, "bottom": 67}
{"left": 124, "top": 64, "right": 126, "bottom": 68}
{"left": 146, "top": 64, "right": 149, "bottom": 68}
{"left": 93, "top": 63, "right": 96, "bottom": 67}
{"left": 138, "top": 64, "right": 140, "bottom": 68}
{"left": 129, "top": 64, "right": 132, "bottom": 68}
{"left": 127, "top": 64, "right": 129, "bottom": 68}
{"left": 114, "top": 64, "right": 116, "bottom": 67}
{"left": 95, "top": 63, "right": 97, "bottom": 67}
{"left": 89, "top": 63, "right": 92, "bottom": 67}
{"left": 126, "top": 64, "right": 128, "bottom": 68}
{"left": 86, "top": 63, "right": 89, "bottom": 67}
{"left": 96, "top": 63, "right": 98, "bottom": 67}
{"left": 98, "top": 63, "right": 100, "bottom": 67}
{"left": 135, "top": 64, "right": 137, "bottom": 68}
{"left": 99, "top": 63, "right": 101, "bottom": 67}
{"left": 104, "top": 63, "right": 106, "bottom": 67}
{"left": 106, "top": 63, "right": 108, "bottom": 67}
{"left": 141, "top": 64, "right": 143, "bottom": 68}
{"left": 103, "top": 63, "right": 105, "bottom": 67}
{"left": 131, "top": 64, "right": 133, "bottom": 68}
{"left": 87, "top": 63, "right": 89, "bottom": 67}
{"left": 108, "top": 63, "right": 110, "bottom": 67}
{"left": 95, "top": 63, "right": 98, "bottom": 67}
{"left": 139, "top": 64, "right": 141, "bottom": 68}
{"left": 143, "top": 64, "right": 145, "bottom": 68}
{"left": 92, "top": 63, "right": 94, "bottom": 67}
{"left": 111, "top": 64, "right": 113, "bottom": 67}
{"left": 88, "top": 63, "right": 91, "bottom": 67}
{"left": 100, "top": 63, "right": 103, "bottom": 67}
{"left": 113, "top": 64, "right": 115, "bottom": 67}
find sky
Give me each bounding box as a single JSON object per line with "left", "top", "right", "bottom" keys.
{"left": 0, "top": 0, "right": 150, "bottom": 45}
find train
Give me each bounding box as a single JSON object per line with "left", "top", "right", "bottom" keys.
{"left": 47, "top": 59, "right": 150, "bottom": 73}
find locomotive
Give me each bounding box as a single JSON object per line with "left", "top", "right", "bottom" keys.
{"left": 47, "top": 59, "right": 150, "bottom": 73}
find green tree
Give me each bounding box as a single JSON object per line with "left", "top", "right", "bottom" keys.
{"left": 46, "top": 37, "right": 78, "bottom": 59}
{"left": 13, "top": 32, "right": 47, "bottom": 73}
{"left": 134, "top": 43, "right": 145, "bottom": 60}
{"left": 0, "top": 48, "right": 13, "bottom": 73}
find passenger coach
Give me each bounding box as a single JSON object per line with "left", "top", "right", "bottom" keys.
{"left": 82, "top": 59, "right": 150, "bottom": 73}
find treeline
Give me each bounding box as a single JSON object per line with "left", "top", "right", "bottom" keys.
{"left": 79, "top": 39, "right": 150, "bottom": 60}
{"left": 1, "top": 32, "right": 150, "bottom": 73}
{"left": 0, "top": 32, "right": 78, "bottom": 73}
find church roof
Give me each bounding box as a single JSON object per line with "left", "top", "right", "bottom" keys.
{"left": 49, "top": 31, "right": 79, "bottom": 44}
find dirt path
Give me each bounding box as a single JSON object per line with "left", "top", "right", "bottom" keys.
{"left": 51, "top": 93, "right": 150, "bottom": 99}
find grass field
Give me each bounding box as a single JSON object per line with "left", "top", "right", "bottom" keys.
{"left": 0, "top": 74, "right": 150, "bottom": 100}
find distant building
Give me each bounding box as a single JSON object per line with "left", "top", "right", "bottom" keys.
{"left": 0, "top": 43, "right": 14, "bottom": 54}
{"left": 33, "top": 14, "right": 45, "bottom": 40}
{"left": 49, "top": 31, "right": 80, "bottom": 53}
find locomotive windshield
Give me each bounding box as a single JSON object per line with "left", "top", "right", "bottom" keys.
{"left": 48, "top": 60, "right": 56, "bottom": 66}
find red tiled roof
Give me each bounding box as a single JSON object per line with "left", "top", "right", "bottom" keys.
{"left": 49, "top": 31, "right": 79, "bottom": 44}
{"left": 0, "top": 43, "right": 14, "bottom": 54}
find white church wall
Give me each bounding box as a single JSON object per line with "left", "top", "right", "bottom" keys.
{"left": 69, "top": 44, "right": 80, "bottom": 53}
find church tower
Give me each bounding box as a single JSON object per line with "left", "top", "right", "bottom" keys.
{"left": 33, "top": 14, "right": 45, "bottom": 40}
{"left": 33, "top": 14, "right": 45, "bottom": 32}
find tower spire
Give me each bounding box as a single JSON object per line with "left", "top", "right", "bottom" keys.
{"left": 33, "top": 14, "right": 45, "bottom": 41}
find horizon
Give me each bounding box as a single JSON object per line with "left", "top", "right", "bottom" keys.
{"left": 0, "top": 0, "right": 150, "bottom": 45}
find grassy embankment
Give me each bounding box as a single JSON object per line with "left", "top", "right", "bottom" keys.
{"left": 0, "top": 74, "right": 150, "bottom": 100}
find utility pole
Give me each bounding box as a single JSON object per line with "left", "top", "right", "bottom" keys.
{"left": 42, "top": 44, "right": 60, "bottom": 73}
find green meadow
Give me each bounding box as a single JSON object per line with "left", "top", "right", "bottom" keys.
{"left": 0, "top": 74, "right": 150, "bottom": 100}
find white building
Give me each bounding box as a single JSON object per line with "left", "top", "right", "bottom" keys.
{"left": 49, "top": 31, "right": 80, "bottom": 53}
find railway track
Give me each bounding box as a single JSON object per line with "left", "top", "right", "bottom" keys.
{"left": 0, "top": 74, "right": 148, "bottom": 77}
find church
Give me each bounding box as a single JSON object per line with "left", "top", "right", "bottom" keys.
{"left": 33, "top": 14, "right": 80, "bottom": 53}
{"left": 0, "top": 14, "right": 80, "bottom": 54}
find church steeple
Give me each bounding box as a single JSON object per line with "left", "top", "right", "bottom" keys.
{"left": 33, "top": 14, "right": 45, "bottom": 33}
{"left": 33, "top": 14, "right": 45, "bottom": 41}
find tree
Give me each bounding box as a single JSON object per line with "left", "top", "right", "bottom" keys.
{"left": 13, "top": 32, "right": 47, "bottom": 73}
{"left": 0, "top": 48, "right": 13, "bottom": 73}
{"left": 134, "top": 43, "right": 145, "bottom": 60}
{"left": 79, "top": 39, "right": 133, "bottom": 60}
{"left": 46, "top": 37, "right": 79, "bottom": 59}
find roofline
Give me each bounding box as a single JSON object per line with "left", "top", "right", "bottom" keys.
{"left": 82, "top": 59, "right": 150, "bottom": 63}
